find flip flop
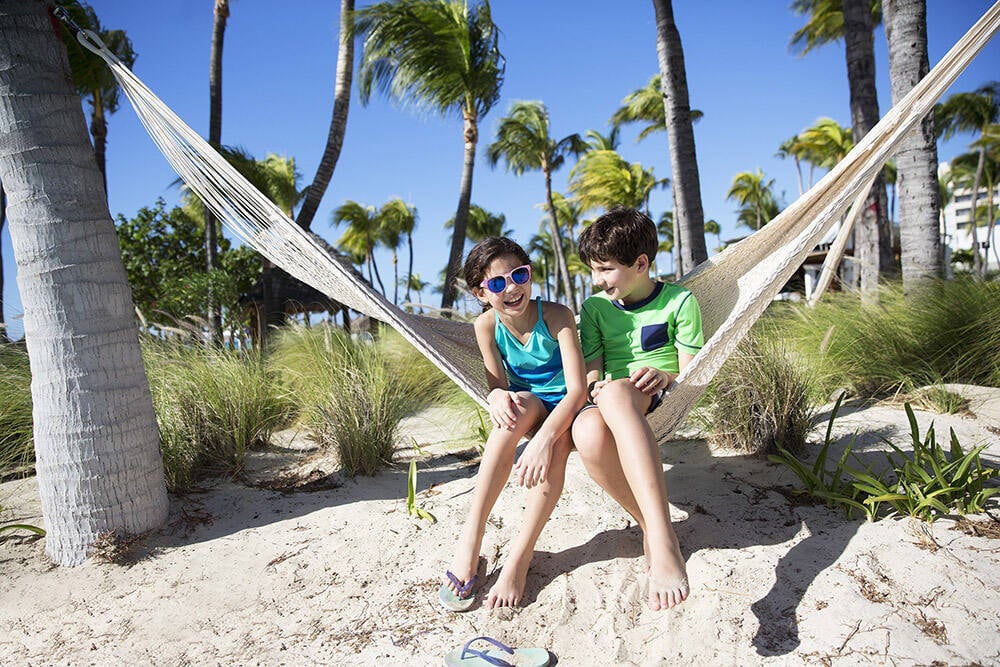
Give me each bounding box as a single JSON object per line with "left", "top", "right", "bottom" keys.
{"left": 444, "top": 636, "right": 550, "bottom": 667}
{"left": 438, "top": 571, "right": 478, "bottom": 612}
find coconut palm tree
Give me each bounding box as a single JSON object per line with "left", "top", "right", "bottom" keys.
{"left": 569, "top": 150, "right": 666, "bottom": 215}
{"left": 377, "top": 198, "right": 417, "bottom": 305}
{"left": 950, "top": 148, "right": 999, "bottom": 273}
{"left": 204, "top": 0, "right": 230, "bottom": 339}
{"left": 885, "top": 0, "right": 941, "bottom": 289}
{"left": 527, "top": 231, "right": 555, "bottom": 300}
{"left": 797, "top": 117, "right": 854, "bottom": 170}
{"left": 704, "top": 218, "right": 722, "bottom": 252}
{"left": 792, "top": 0, "right": 892, "bottom": 295}
{"left": 727, "top": 169, "right": 779, "bottom": 231}
{"left": 582, "top": 128, "right": 621, "bottom": 152}
{"left": 487, "top": 100, "right": 586, "bottom": 312}
{"left": 0, "top": 0, "right": 167, "bottom": 565}
{"left": 333, "top": 201, "right": 386, "bottom": 297}
{"left": 656, "top": 211, "right": 676, "bottom": 277}
{"left": 651, "top": 0, "right": 708, "bottom": 275}
{"left": 55, "top": 0, "right": 136, "bottom": 196}
{"left": 776, "top": 135, "right": 809, "bottom": 195}
{"left": 445, "top": 204, "right": 511, "bottom": 243}
{"left": 610, "top": 74, "right": 704, "bottom": 143}
{"left": 352, "top": 0, "right": 504, "bottom": 313}
{"left": 296, "top": 0, "right": 355, "bottom": 231}
{"left": 936, "top": 82, "right": 1000, "bottom": 277}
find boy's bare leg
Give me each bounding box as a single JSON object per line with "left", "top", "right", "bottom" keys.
{"left": 591, "top": 380, "right": 689, "bottom": 610}
{"left": 485, "top": 435, "right": 572, "bottom": 609}
{"left": 446, "top": 395, "right": 543, "bottom": 596}
{"left": 572, "top": 408, "right": 645, "bottom": 532}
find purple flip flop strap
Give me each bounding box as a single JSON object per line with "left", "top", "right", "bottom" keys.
{"left": 460, "top": 636, "right": 516, "bottom": 667}
{"left": 445, "top": 571, "right": 477, "bottom": 598}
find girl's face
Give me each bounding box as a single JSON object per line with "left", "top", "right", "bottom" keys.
{"left": 475, "top": 254, "right": 533, "bottom": 317}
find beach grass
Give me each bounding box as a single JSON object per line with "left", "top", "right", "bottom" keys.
{"left": 0, "top": 343, "right": 33, "bottom": 478}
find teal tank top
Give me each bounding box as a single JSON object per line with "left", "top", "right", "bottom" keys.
{"left": 494, "top": 298, "right": 567, "bottom": 408}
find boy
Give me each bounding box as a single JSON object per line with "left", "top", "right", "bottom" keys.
{"left": 573, "top": 206, "right": 703, "bottom": 611}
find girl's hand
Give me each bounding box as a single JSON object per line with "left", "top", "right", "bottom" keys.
{"left": 588, "top": 379, "right": 610, "bottom": 403}
{"left": 514, "top": 437, "right": 552, "bottom": 489}
{"left": 629, "top": 366, "right": 671, "bottom": 395}
{"left": 488, "top": 389, "right": 524, "bottom": 430}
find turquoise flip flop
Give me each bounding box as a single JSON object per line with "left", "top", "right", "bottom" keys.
{"left": 444, "top": 636, "right": 550, "bottom": 667}
{"left": 438, "top": 571, "right": 478, "bottom": 612}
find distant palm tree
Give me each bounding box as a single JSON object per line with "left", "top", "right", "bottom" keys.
{"left": 776, "top": 135, "right": 808, "bottom": 195}
{"left": 610, "top": 74, "right": 704, "bottom": 142}
{"left": 404, "top": 272, "right": 430, "bottom": 312}
{"left": 56, "top": 0, "right": 136, "bottom": 195}
{"left": 727, "top": 169, "right": 779, "bottom": 231}
{"left": 205, "top": 0, "right": 230, "bottom": 338}
{"left": 377, "top": 198, "right": 417, "bottom": 305}
{"left": 333, "top": 201, "right": 386, "bottom": 297}
{"left": 296, "top": 0, "right": 355, "bottom": 231}
{"left": 792, "top": 0, "right": 892, "bottom": 294}
{"left": 487, "top": 100, "right": 586, "bottom": 312}
{"left": 936, "top": 82, "right": 1000, "bottom": 277}
{"left": 569, "top": 150, "right": 666, "bottom": 214}
{"left": 445, "top": 204, "right": 511, "bottom": 243}
{"left": 703, "top": 218, "right": 722, "bottom": 252}
{"left": 651, "top": 0, "right": 708, "bottom": 276}
{"left": 950, "top": 149, "right": 999, "bottom": 273}
{"left": 797, "top": 118, "right": 854, "bottom": 169}
{"left": 527, "top": 231, "right": 555, "bottom": 300}
{"left": 582, "top": 128, "right": 621, "bottom": 152}
{"left": 352, "top": 0, "right": 505, "bottom": 312}
{"left": 656, "top": 211, "right": 675, "bottom": 277}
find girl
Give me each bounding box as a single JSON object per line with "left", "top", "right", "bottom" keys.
{"left": 439, "top": 237, "right": 586, "bottom": 611}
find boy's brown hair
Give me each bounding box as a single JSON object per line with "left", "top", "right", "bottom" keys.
{"left": 578, "top": 205, "right": 658, "bottom": 267}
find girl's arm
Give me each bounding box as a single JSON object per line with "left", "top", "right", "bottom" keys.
{"left": 473, "top": 312, "right": 524, "bottom": 431}
{"left": 514, "top": 302, "right": 587, "bottom": 487}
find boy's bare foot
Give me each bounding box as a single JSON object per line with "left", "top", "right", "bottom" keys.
{"left": 484, "top": 550, "right": 531, "bottom": 609}
{"left": 647, "top": 541, "right": 689, "bottom": 610}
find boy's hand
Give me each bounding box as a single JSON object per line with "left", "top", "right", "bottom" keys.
{"left": 629, "top": 366, "right": 672, "bottom": 395}
{"left": 514, "top": 437, "right": 552, "bottom": 489}
{"left": 488, "top": 389, "right": 524, "bottom": 430}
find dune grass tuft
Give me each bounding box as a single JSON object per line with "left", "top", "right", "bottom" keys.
{"left": 0, "top": 343, "right": 34, "bottom": 477}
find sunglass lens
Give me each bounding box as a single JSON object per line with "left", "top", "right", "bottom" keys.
{"left": 486, "top": 276, "right": 507, "bottom": 293}
{"left": 512, "top": 266, "right": 531, "bottom": 285}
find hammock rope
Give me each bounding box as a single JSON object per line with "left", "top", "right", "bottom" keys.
{"left": 59, "top": 2, "right": 1000, "bottom": 441}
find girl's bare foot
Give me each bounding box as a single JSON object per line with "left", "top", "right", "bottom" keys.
{"left": 444, "top": 533, "right": 482, "bottom": 597}
{"left": 647, "top": 540, "right": 689, "bottom": 610}
{"left": 484, "top": 550, "right": 532, "bottom": 609}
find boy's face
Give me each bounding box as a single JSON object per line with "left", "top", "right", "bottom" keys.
{"left": 588, "top": 254, "right": 650, "bottom": 303}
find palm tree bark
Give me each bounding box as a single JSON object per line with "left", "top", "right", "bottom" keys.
{"left": 651, "top": 0, "right": 708, "bottom": 274}
{"left": 967, "top": 147, "right": 986, "bottom": 276}
{"left": 296, "top": 0, "right": 354, "bottom": 231}
{"left": 0, "top": 0, "right": 167, "bottom": 565}
{"left": 206, "top": 0, "right": 228, "bottom": 342}
{"left": 1, "top": 181, "right": 6, "bottom": 341}
{"left": 89, "top": 89, "right": 108, "bottom": 195}
{"left": 544, "top": 168, "right": 577, "bottom": 313}
{"left": 885, "top": 0, "right": 941, "bottom": 291}
{"left": 441, "top": 114, "right": 478, "bottom": 312}
{"left": 843, "top": 0, "right": 893, "bottom": 296}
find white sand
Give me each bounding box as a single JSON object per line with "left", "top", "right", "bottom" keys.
{"left": 1, "top": 389, "right": 999, "bottom": 665}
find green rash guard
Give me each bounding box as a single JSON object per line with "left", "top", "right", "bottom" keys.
{"left": 579, "top": 282, "right": 703, "bottom": 379}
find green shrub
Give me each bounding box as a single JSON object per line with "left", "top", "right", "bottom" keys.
{"left": 706, "top": 332, "right": 817, "bottom": 456}
{"left": 0, "top": 343, "right": 34, "bottom": 477}
{"left": 143, "top": 337, "right": 293, "bottom": 491}
{"left": 772, "top": 279, "right": 1000, "bottom": 398}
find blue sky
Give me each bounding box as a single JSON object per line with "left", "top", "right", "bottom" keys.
{"left": 2, "top": 1, "right": 998, "bottom": 338}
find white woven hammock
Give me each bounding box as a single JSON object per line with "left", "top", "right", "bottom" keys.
{"left": 68, "top": 3, "right": 1000, "bottom": 442}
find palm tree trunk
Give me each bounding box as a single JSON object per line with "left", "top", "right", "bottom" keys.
{"left": 968, "top": 147, "right": 986, "bottom": 276}
{"left": 0, "top": 181, "right": 5, "bottom": 342}
{"left": 296, "top": 0, "right": 354, "bottom": 231}
{"left": 405, "top": 232, "right": 414, "bottom": 304}
{"left": 392, "top": 250, "right": 399, "bottom": 305}
{"left": 0, "top": 0, "right": 167, "bottom": 565}
{"left": 441, "top": 114, "right": 477, "bottom": 312}
{"left": 89, "top": 92, "right": 108, "bottom": 196}
{"left": 544, "top": 168, "right": 577, "bottom": 313}
{"left": 844, "top": 0, "right": 893, "bottom": 296}
{"left": 885, "top": 0, "right": 941, "bottom": 292}
{"left": 369, "top": 252, "right": 387, "bottom": 297}
{"left": 651, "top": 0, "right": 708, "bottom": 274}
{"left": 206, "top": 0, "right": 228, "bottom": 342}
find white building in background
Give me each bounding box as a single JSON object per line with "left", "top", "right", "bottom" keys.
{"left": 939, "top": 162, "right": 1000, "bottom": 274}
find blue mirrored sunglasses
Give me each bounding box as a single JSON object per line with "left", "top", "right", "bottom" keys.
{"left": 481, "top": 265, "right": 532, "bottom": 294}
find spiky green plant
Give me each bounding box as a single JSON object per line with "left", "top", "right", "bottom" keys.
{"left": 143, "top": 335, "right": 293, "bottom": 491}
{"left": 707, "top": 332, "right": 817, "bottom": 456}
{"left": 407, "top": 460, "right": 436, "bottom": 523}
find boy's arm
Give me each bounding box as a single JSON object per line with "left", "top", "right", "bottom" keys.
{"left": 473, "top": 313, "right": 523, "bottom": 430}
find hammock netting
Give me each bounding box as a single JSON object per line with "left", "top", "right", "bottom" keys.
{"left": 68, "top": 3, "right": 1000, "bottom": 442}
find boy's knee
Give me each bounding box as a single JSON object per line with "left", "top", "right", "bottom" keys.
{"left": 596, "top": 379, "right": 644, "bottom": 410}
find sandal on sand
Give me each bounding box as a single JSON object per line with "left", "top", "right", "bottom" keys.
{"left": 444, "top": 636, "right": 550, "bottom": 667}
{"left": 438, "top": 571, "right": 478, "bottom": 612}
